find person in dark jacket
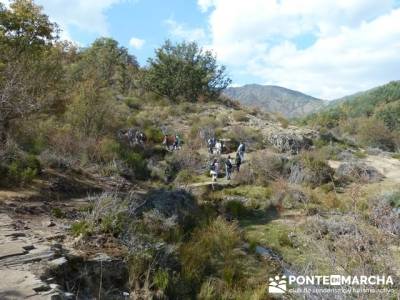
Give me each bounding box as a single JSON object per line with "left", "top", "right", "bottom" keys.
{"left": 225, "top": 155, "right": 233, "bottom": 180}
{"left": 235, "top": 152, "right": 242, "bottom": 172}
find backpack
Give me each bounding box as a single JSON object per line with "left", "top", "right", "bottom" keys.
{"left": 241, "top": 144, "right": 246, "bottom": 151}
{"left": 226, "top": 159, "right": 233, "bottom": 170}
{"left": 210, "top": 163, "right": 216, "bottom": 171}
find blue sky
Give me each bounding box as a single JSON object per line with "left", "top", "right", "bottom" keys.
{"left": 3, "top": 0, "right": 400, "bottom": 99}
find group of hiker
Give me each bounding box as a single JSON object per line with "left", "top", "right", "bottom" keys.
{"left": 210, "top": 142, "right": 246, "bottom": 181}
{"left": 163, "top": 134, "right": 181, "bottom": 151}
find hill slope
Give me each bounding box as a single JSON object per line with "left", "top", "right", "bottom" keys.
{"left": 224, "top": 84, "right": 325, "bottom": 118}
{"left": 302, "top": 80, "right": 400, "bottom": 151}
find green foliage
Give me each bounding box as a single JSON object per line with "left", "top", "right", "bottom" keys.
{"left": 153, "top": 269, "right": 170, "bottom": 292}
{"left": 302, "top": 81, "right": 400, "bottom": 151}
{"left": 144, "top": 126, "right": 164, "bottom": 143}
{"left": 0, "top": 0, "right": 63, "bottom": 143}
{"left": 51, "top": 207, "right": 65, "bottom": 219}
{"left": 232, "top": 110, "right": 249, "bottom": 122}
{"left": 143, "top": 40, "right": 231, "bottom": 102}
{"left": 100, "top": 212, "right": 126, "bottom": 236}
{"left": 70, "top": 37, "right": 138, "bottom": 94}
{"left": 3, "top": 154, "right": 41, "bottom": 186}
{"left": 224, "top": 200, "right": 248, "bottom": 218}
{"left": 121, "top": 151, "right": 149, "bottom": 180}
{"left": 70, "top": 220, "right": 93, "bottom": 237}
{"left": 181, "top": 217, "right": 242, "bottom": 284}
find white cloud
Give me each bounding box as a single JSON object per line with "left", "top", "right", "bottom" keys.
{"left": 129, "top": 37, "right": 145, "bottom": 49}
{"left": 165, "top": 19, "right": 206, "bottom": 41}
{"left": 199, "top": 0, "right": 400, "bottom": 99}
{"left": 32, "top": 0, "right": 133, "bottom": 41}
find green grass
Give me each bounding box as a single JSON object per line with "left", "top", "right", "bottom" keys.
{"left": 392, "top": 153, "right": 400, "bottom": 160}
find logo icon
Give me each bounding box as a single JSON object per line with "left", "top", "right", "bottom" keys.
{"left": 269, "top": 275, "right": 287, "bottom": 294}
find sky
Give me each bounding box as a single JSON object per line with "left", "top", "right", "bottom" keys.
{"left": 3, "top": 0, "right": 400, "bottom": 99}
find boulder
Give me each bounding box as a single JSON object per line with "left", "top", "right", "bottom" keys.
{"left": 288, "top": 160, "right": 334, "bottom": 187}
{"left": 335, "top": 162, "right": 383, "bottom": 183}
{"left": 268, "top": 132, "right": 313, "bottom": 154}
{"left": 131, "top": 189, "right": 199, "bottom": 227}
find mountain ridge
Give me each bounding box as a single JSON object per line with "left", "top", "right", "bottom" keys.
{"left": 224, "top": 84, "right": 326, "bottom": 118}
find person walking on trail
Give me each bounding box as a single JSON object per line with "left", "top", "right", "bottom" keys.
{"left": 225, "top": 155, "right": 233, "bottom": 180}
{"left": 235, "top": 152, "right": 242, "bottom": 172}
{"left": 174, "top": 134, "right": 181, "bottom": 150}
{"left": 210, "top": 159, "right": 219, "bottom": 182}
{"left": 208, "top": 137, "right": 214, "bottom": 154}
{"left": 237, "top": 142, "right": 246, "bottom": 162}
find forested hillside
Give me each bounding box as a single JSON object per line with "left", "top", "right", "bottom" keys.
{"left": 301, "top": 81, "right": 400, "bottom": 152}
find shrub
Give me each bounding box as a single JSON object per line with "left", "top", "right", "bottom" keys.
{"left": 5, "top": 154, "right": 41, "bottom": 186}
{"left": 277, "top": 115, "right": 289, "bottom": 128}
{"left": 71, "top": 220, "right": 93, "bottom": 237}
{"left": 122, "top": 151, "right": 150, "bottom": 180}
{"left": 224, "top": 200, "right": 248, "bottom": 218}
{"left": 357, "top": 118, "right": 396, "bottom": 151}
{"left": 153, "top": 269, "right": 170, "bottom": 292}
{"left": 232, "top": 110, "right": 249, "bottom": 122}
{"left": 250, "top": 151, "right": 286, "bottom": 184}
{"left": 144, "top": 126, "right": 164, "bottom": 143}
{"left": 288, "top": 152, "right": 334, "bottom": 187}
{"left": 226, "top": 126, "right": 264, "bottom": 150}
{"left": 181, "top": 217, "right": 242, "bottom": 284}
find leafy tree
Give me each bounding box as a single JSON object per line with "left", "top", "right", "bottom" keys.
{"left": 0, "top": 0, "right": 61, "bottom": 144}
{"left": 69, "top": 38, "right": 139, "bottom": 95}
{"left": 143, "top": 40, "right": 231, "bottom": 102}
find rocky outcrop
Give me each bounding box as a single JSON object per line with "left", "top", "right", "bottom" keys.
{"left": 335, "top": 162, "right": 383, "bottom": 183}
{"left": 132, "top": 189, "right": 199, "bottom": 227}
{"left": 288, "top": 160, "right": 334, "bottom": 187}
{"left": 267, "top": 131, "right": 314, "bottom": 154}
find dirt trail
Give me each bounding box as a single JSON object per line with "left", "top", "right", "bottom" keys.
{"left": 363, "top": 155, "right": 400, "bottom": 183}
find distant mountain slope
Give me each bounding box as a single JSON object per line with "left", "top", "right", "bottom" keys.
{"left": 326, "top": 81, "right": 400, "bottom": 115}
{"left": 301, "top": 80, "right": 400, "bottom": 151}
{"left": 223, "top": 84, "right": 325, "bottom": 118}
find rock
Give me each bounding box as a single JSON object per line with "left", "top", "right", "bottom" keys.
{"left": 49, "top": 257, "right": 67, "bottom": 267}
{"left": 336, "top": 162, "right": 383, "bottom": 183}
{"left": 133, "top": 189, "right": 199, "bottom": 226}
{"left": 268, "top": 132, "right": 313, "bottom": 154}
{"left": 0, "top": 242, "right": 28, "bottom": 259}
{"left": 288, "top": 160, "right": 334, "bottom": 187}
{"left": 22, "top": 245, "right": 35, "bottom": 251}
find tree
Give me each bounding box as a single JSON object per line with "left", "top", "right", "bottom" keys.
{"left": 69, "top": 38, "right": 139, "bottom": 95}
{"left": 0, "top": 0, "right": 61, "bottom": 144}
{"left": 143, "top": 40, "right": 231, "bottom": 102}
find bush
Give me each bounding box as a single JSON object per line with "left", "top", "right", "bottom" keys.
{"left": 71, "top": 220, "right": 93, "bottom": 237}
{"left": 181, "top": 217, "right": 242, "bottom": 284}
{"left": 232, "top": 110, "right": 249, "bottom": 122}
{"left": 122, "top": 151, "right": 150, "bottom": 180}
{"left": 224, "top": 200, "right": 248, "bottom": 218}
{"left": 250, "top": 151, "right": 286, "bottom": 184}
{"left": 288, "top": 152, "right": 334, "bottom": 187}
{"left": 357, "top": 118, "right": 396, "bottom": 151}
{"left": 4, "top": 154, "right": 41, "bottom": 186}
{"left": 144, "top": 126, "right": 164, "bottom": 143}
{"left": 277, "top": 115, "right": 289, "bottom": 128}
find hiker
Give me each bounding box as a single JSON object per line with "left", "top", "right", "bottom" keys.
{"left": 210, "top": 158, "right": 219, "bottom": 182}
{"left": 215, "top": 140, "right": 222, "bottom": 155}
{"left": 235, "top": 152, "right": 241, "bottom": 172}
{"left": 173, "top": 134, "right": 181, "bottom": 150}
{"left": 208, "top": 137, "right": 215, "bottom": 154}
{"left": 225, "top": 155, "right": 233, "bottom": 180}
{"left": 237, "top": 142, "right": 246, "bottom": 162}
